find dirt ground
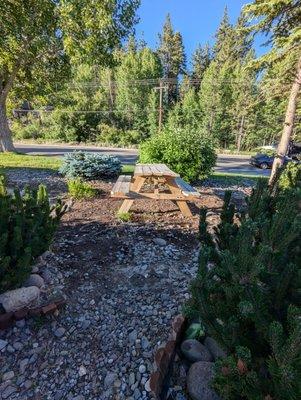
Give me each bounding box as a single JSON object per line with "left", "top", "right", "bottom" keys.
{"left": 0, "top": 169, "right": 253, "bottom": 400}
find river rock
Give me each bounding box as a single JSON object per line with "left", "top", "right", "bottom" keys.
{"left": 181, "top": 339, "right": 212, "bottom": 362}
{"left": 153, "top": 238, "right": 167, "bottom": 246}
{"left": 24, "top": 274, "right": 45, "bottom": 288}
{"left": 0, "top": 286, "right": 40, "bottom": 312}
{"left": 187, "top": 361, "right": 220, "bottom": 400}
{"left": 204, "top": 337, "right": 226, "bottom": 360}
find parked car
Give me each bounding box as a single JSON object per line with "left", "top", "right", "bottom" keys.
{"left": 250, "top": 153, "right": 299, "bottom": 169}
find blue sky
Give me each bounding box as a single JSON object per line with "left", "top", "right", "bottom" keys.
{"left": 135, "top": 0, "right": 268, "bottom": 67}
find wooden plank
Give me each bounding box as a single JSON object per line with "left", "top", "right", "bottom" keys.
{"left": 117, "top": 175, "right": 146, "bottom": 214}
{"left": 176, "top": 201, "right": 192, "bottom": 217}
{"left": 134, "top": 164, "right": 143, "bottom": 176}
{"left": 157, "top": 164, "right": 179, "bottom": 177}
{"left": 165, "top": 176, "right": 192, "bottom": 217}
{"left": 134, "top": 164, "right": 179, "bottom": 177}
{"left": 111, "top": 175, "right": 131, "bottom": 195}
{"left": 111, "top": 192, "right": 195, "bottom": 200}
{"left": 174, "top": 177, "right": 200, "bottom": 197}
{"left": 118, "top": 199, "right": 134, "bottom": 213}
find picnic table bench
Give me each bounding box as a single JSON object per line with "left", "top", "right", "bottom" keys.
{"left": 111, "top": 164, "right": 200, "bottom": 217}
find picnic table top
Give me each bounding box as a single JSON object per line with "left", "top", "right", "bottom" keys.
{"left": 134, "top": 163, "right": 180, "bottom": 177}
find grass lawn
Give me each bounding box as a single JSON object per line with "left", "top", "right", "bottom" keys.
{"left": 0, "top": 152, "right": 61, "bottom": 171}
{"left": 0, "top": 152, "right": 134, "bottom": 175}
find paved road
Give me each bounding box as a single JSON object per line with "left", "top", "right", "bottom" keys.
{"left": 15, "top": 143, "right": 270, "bottom": 177}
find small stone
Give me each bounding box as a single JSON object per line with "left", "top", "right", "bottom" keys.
{"left": 133, "top": 388, "right": 141, "bottom": 399}
{"left": 23, "top": 274, "right": 45, "bottom": 288}
{"left": 2, "top": 385, "right": 17, "bottom": 399}
{"left": 144, "top": 379, "right": 151, "bottom": 392}
{"left": 2, "top": 371, "right": 14, "bottom": 381}
{"left": 139, "top": 364, "right": 146, "bottom": 374}
{"left": 129, "top": 372, "right": 135, "bottom": 386}
{"left": 181, "top": 339, "right": 212, "bottom": 363}
{"left": 78, "top": 365, "right": 87, "bottom": 377}
{"left": 113, "top": 379, "right": 121, "bottom": 388}
{"left": 54, "top": 327, "right": 66, "bottom": 338}
{"left": 24, "top": 380, "right": 33, "bottom": 389}
{"left": 141, "top": 336, "right": 150, "bottom": 350}
{"left": 32, "top": 265, "right": 39, "bottom": 273}
{"left": 19, "top": 358, "right": 29, "bottom": 374}
{"left": 13, "top": 342, "right": 23, "bottom": 350}
{"left": 104, "top": 372, "right": 117, "bottom": 388}
{"left": 153, "top": 238, "right": 167, "bottom": 246}
{"left": 0, "top": 339, "right": 8, "bottom": 350}
{"left": 129, "top": 330, "right": 137, "bottom": 344}
{"left": 15, "top": 319, "right": 25, "bottom": 328}
{"left": 187, "top": 362, "right": 220, "bottom": 400}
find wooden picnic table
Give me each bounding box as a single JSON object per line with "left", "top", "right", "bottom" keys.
{"left": 111, "top": 163, "right": 200, "bottom": 217}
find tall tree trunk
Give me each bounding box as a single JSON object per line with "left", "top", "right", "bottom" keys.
{"left": 269, "top": 54, "right": 301, "bottom": 184}
{"left": 0, "top": 99, "right": 15, "bottom": 152}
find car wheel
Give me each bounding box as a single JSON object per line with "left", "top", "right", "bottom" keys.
{"left": 260, "top": 162, "right": 268, "bottom": 169}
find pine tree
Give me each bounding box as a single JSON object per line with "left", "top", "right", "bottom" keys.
{"left": 191, "top": 43, "right": 211, "bottom": 87}
{"left": 199, "top": 10, "right": 254, "bottom": 148}
{"left": 157, "top": 14, "right": 186, "bottom": 104}
{"left": 0, "top": 178, "right": 65, "bottom": 292}
{"left": 185, "top": 175, "right": 301, "bottom": 400}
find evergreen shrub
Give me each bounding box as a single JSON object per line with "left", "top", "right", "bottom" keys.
{"left": 139, "top": 127, "right": 216, "bottom": 182}
{"left": 185, "top": 175, "right": 301, "bottom": 399}
{"left": 59, "top": 151, "right": 121, "bottom": 180}
{"left": 0, "top": 178, "right": 65, "bottom": 292}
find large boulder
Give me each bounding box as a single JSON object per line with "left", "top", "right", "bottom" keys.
{"left": 181, "top": 339, "right": 212, "bottom": 362}
{"left": 0, "top": 286, "right": 40, "bottom": 312}
{"left": 24, "top": 274, "right": 45, "bottom": 289}
{"left": 187, "top": 361, "right": 220, "bottom": 400}
{"left": 204, "top": 337, "right": 227, "bottom": 360}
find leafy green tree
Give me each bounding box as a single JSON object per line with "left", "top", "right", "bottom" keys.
{"left": 0, "top": 0, "right": 140, "bottom": 151}
{"left": 230, "top": 51, "right": 258, "bottom": 151}
{"left": 114, "top": 42, "right": 162, "bottom": 137}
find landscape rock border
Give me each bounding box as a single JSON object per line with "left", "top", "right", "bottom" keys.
{"left": 0, "top": 294, "right": 66, "bottom": 330}
{"left": 149, "top": 314, "right": 186, "bottom": 399}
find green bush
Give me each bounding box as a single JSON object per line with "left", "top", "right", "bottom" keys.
{"left": 11, "top": 119, "right": 43, "bottom": 140}
{"left": 279, "top": 162, "right": 301, "bottom": 189}
{"left": 97, "top": 124, "right": 142, "bottom": 146}
{"left": 97, "top": 124, "right": 121, "bottom": 145}
{"left": 59, "top": 151, "right": 121, "bottom": 180}
{"left": 117, "top": 212, "right": 132, "bottom": 222}
{"left": 0, "top": 178, "right": 65, "bottom": 292}
{"left": 67, "top": 179, "right": 98, "bottom": 199}
{"left": 139, "top": 127, "right": 216, "bottom": 182}
{"left": 185, "top": 180, "right": 301, "bottom": 400}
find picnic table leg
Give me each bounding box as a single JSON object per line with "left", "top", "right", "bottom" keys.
{"left": 165, "top": 177, "right": 192, "bottom": 217}
{"left": 118, "top": 176, "right": 146, "bottom": 214}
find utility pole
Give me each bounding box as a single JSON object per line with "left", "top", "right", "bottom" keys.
{"left": 154, "top": 79, "right": 168, "bottom": 132}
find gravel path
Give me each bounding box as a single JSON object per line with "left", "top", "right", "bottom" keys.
{"left": 0, "top": 169, "right": 253, "bottom": 400}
